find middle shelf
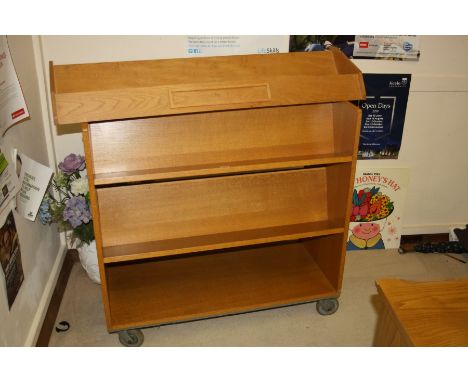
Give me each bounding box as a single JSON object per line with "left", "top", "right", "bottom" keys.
{"left": 102, "top": 221, "right": 344, "bottom": 263}
{"left": 97, "top": 164, "right": 351, "bottom": 263}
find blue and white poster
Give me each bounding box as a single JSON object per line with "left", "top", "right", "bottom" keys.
{"left": 358, "top": 74, "right": 411, "bottom": 160}
{"left": 289, "top": 35, "right": 420, "bottom": 61}
{"left": 353, "top": 36, "right": 420, "bottom": 61}
{"left": 186, "top": 36, "right": 289, "bottom": 57}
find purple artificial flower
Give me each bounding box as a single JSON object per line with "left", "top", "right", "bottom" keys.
{"left": 58, "top": 153, "right": 85, "bottom": 175}
{"left": 63, "top": 196, "right": 91, "bottom": 228}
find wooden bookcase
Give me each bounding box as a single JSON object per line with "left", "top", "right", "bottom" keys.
{"left": 50, "top": 49, "right": 365, "bottom": 345}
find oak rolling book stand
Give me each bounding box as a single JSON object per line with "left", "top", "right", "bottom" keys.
{"left": 50, "top": 49, "right": 365, "bottom": 346}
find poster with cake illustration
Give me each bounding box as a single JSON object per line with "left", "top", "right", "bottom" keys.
{"left": 347, "top": 168, "right": 409, "bottom": 251}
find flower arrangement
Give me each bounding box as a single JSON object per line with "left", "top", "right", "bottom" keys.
{"left": 350, "top": 186, "right": 394, "bottom": 222}
{"left": 39, "top": 153, "right": 94, "bottom": 246}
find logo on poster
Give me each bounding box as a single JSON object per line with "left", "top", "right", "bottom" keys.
{"left": 389, "top": 78, "right": 408, "bottom": 88}
{"left": 359, "top": 41, "right": 369, "bottom": 48}
{"left": 11, "top": 108, "right": 25, "bottom": 119}
{"left": 402, "top": 42, "right": 413, "bottom": 51}
{"left": 187, "top": 48, "right": 202, "bottom": 54}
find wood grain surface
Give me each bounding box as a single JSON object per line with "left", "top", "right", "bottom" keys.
{"left": 102, "top": 223, "right": 344, "bottom": 263}
{"left": 97, "top": 168, "right": 329, "bottom": 248}
{"left": 90, "top": 104, "right": 332, "bottom": 174}
{"left": 51, "top": 50, "right": 365, "bottom": 124}
{"left": 105, "top": 242, "right": 337, "bottom": 331}
{"left": 73, "top": 51, "right": 364, "bottom": 332}
{"left": 375, "top": 278, "right": 468, "bottom": 346}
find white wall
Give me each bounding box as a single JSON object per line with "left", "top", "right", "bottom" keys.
{"left": 353, "top": 36, "right": 468, "bottom": 233}
{"left": 0, "top": 36, "right": 64, "bottom": 346}
{"left": 39, "top": 35, "right": 468, "bottom": 234}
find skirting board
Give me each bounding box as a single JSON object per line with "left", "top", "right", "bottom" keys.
{"left": 23, "top": 242, "right": 67, "bottom": 347}
{"left": 35, "top": 249, "right": 78, "bottom": 346}
{"left": 402, "top": 223, "right": 466, "bottom": 236}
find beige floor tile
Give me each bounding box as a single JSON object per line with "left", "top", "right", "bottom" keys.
{"left": 48, "top": 249, "right": 468, "bottom": 347}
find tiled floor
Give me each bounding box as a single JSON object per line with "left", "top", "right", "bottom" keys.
{"left": 49, "top": 249, "right": 468, "bottom": 346}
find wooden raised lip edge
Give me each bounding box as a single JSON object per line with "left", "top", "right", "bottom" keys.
{"left": 102, "top": 226, "right": 345, "bottom": 264}
{"left": 93, "top": 155, "right": 354, "bottom": 186}
{"left": 107, "top": 292, "right": 339, "bottom": 332}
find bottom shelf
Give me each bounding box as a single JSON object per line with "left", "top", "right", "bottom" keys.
{"left": 106, "top": 240, "right": 339, "bottom": 331}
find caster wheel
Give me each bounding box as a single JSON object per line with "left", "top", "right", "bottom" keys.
{"left": 118, "top": 329, "right": 144, "bottom": 347}
{"left": 316, "top": 298, "right": 339, "bottom": 316}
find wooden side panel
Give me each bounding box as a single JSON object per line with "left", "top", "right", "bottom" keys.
{"left": 49, "top": 61, "right": 58, "bottom": 126}
{"left": 373, "top": 300, "right": 412, "bottom": 346}
{"left": 303, "top": 101, "right": 361, "bottom": 293}
{"left": 326, "top": 163, "right": 352, "bottom": 225}
{"left": 89, "top": 104, "right": 334, "bottom": 175}
{"left": 322, "top": 103, "right": 362, "bottom": 292}
{"left": 330, "top": 47, "right": 366, "bottom": 96}
{"left": 97, "top": 168, "right": 328, "bottom": 247}
{"left": 302, "top": 233, "right": 344, "bottom": 292}
{"left": 81, "top": 123, "right": 112, "bottom": 330}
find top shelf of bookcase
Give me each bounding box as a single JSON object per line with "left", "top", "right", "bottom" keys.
{"left": 50, "top": 49, "right": 365, "bottom": 125}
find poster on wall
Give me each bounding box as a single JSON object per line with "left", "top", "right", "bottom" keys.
{"left": 0, "top": 210, "right": 24, "bottom": 309}
{"left": 289, "top": 35, "right": 420, "bottom": 61}
{"left": 358, "top": 74, "right": 411, "bottom": 160}
{"left": 186, "top": 35, "right": 289, "bottom": 56}
{"left": 347, "top": 168, "right": 410, "bottom": 251}
{"left": 353, "top": 35, "right": 420, "bottom": 61}
{"left": 289, "top": 35, "right": 356, "bottom": 56}
{"left": 0, "top": 145, "right": 20, "bottom": 217}
{"left": 0, "top": 36, "right": 30, "bottom": 136}
{"left": 16, "top": 152, "right": 53, "bottom": 221}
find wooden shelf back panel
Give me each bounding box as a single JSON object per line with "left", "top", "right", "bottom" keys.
{"left": 51, "top": 50, "right": 365, "bottom": 124}
{"left": 332, "top": 102, "right": 362, "bottom": 155}
{"left": 89, "top": 103, "right": 340, "bottom": 176}
{"left": 97, "top": 168, "right": 328, "bottom": 247}
{"left": 106, "top": 242, "right": 337, "bottom": 330}
{"left": 102, "top": 221, "right": 344, "bottom": 263}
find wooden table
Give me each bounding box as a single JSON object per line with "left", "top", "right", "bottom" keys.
{"left": 374, "top": 278, "right": 468, "bottom": 346}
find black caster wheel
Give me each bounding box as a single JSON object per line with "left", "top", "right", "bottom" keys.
{"left": 118, "top": 329, "right": 144, "bottom": 347}
{"left": 316, "top": 298, "right": 339, "bottom": 315}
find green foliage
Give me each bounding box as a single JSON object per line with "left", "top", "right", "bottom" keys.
{"left": 71, "top": 221, "right": 94, "bottom": 245}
